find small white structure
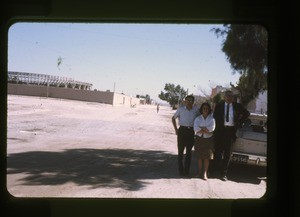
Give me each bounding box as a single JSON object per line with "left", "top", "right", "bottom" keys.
{"left": 246, "top": 91, "right": 267, "bottom": 114}
{"left": 211, "top": 85, "right": 267, "bottom": 115}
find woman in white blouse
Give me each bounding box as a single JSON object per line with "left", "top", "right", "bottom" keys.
{"left": 193, "top": 102, "right": 215, "bottom": 180}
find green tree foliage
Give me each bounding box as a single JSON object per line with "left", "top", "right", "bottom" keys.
{"left": 212, "top": 24, "right": 268, "bottom": 106}
{"left": 137, "top": 94, "right": 151, "bottom": 104}
{"left": 212, "top": 92, "right": 222, "bottom": 105}
{"left": 159, "top": 83, "right": 187, "bottom": 109}
{"left": 145, "top": 94, "right": 151, "bottom": 104}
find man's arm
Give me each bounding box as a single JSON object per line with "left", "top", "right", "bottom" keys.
{"left": 213, "top": 102, "right": 221, "bottom": 120}
{"left": 172, "top": 116, "right": 178, "bottom": 135}
{"left": 236, "top": 103, "right": 250, "bottom": 127}
{"left": 240, "top": 103, "right": 250, "bottom": 120}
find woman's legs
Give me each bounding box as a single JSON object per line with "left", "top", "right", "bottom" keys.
{"left": 197, "top": 159, "right": 203, "bottom": 177}
{"left": 203, "top": 159, "right": 210, "bottom": 180}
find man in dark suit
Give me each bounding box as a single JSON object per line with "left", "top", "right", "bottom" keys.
{"left": 212, "top": 90, "right": 250, "bottom": 181}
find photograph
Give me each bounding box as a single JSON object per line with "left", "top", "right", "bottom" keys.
{"left": 7, "top": 22, "right": 267, "bottom": 199}
{"left": 1, "top": 0, "right": 289, "bottom": 216}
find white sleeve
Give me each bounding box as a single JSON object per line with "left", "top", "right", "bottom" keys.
{"left": 193, "top": 117, "right": 201, "bottom": 133}
{"left": 206, "top": 116, "right": 216, "bottom": 132}
{"left": 173, "top": 108, "right": 180, "bottom": 119}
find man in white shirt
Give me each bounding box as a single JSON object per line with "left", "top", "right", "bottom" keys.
{"left": 172, "top": 95, "right": 200, "bottom": 177}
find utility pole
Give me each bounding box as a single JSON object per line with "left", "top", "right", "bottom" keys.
{"left": 47, "top": 81, "right": 49, "bottom": 98}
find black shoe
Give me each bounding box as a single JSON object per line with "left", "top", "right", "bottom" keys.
{"left": 221, "top": 175, "right": 228, "bottom": 181}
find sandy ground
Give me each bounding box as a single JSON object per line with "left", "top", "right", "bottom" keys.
{"left": 6, "top": 94, "right": 266, "bottom": 199}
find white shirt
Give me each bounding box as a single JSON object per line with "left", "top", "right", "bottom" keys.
{"left": 173, "top": 105, "right": 200, "bottom": 127}
{"left": 224, "top": 102, "right": 234, "bottom": 126}
{"left": 194, "top": 114, "right": 215, "bottom": 138}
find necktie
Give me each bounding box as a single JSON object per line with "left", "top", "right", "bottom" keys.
{"left": 226, "top": 103, "right": 229, "bottom": 122}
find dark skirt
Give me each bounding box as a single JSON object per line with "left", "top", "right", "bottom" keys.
{"left": 194, "top": 135, "right": 214, "bottom": 159}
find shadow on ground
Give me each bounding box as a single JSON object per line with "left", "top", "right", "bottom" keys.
{"left": 209, "top": 162, "right": 267, "bottom": 184}
{"left": 7, "top": 148, "right": 266, "bottom": 191}
{"left": 227, "top": 163, "right": 267, "bottom": 184}
{"left": 7, "top": 148, "right": 179, "bottom": 191}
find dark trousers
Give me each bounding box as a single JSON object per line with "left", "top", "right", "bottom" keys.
{"left": 177, "top": 126, "right": 194, "bottom": 175}
{"left": 213, "top": 127, "right": 236, "bottom": 176}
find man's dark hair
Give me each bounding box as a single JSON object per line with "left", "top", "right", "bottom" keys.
{"left": 185, "top": 95, "right": 194, "bottom": 102}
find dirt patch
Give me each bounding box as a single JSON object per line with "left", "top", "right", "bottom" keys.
{"left": 7, "top": 95, "right": 266, "bottom": 199}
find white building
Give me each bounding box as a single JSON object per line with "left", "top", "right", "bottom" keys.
{"left": 211, "top": 85, "right": 267, "bottom": 114}
{"left": 247, "top": 91, "right": 268, "bottom": 114}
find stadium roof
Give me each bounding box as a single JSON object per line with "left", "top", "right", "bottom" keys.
{"left": 8, "top": 71, "right": 93, "bottom": 90}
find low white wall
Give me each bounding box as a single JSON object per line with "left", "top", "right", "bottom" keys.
{"left": 113, "top": 93, "right": 141, "bottom": 106}
{"left": 8, "top": 83, "right": 114, "bottom": 104}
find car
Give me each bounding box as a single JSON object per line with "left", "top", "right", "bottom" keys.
{"left": 231, "top": 113, "right": 267, "bottom": 167}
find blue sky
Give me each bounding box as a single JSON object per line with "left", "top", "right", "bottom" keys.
{"left": 8, "top": 22, "right": 241, "bottom": 102}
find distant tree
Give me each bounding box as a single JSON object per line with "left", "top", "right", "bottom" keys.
{"left": 212, "top": 24, "right": 268, "bottom": 106}
{"left": 212, "top": 92, "right": 222, "bottom": 105}
{"left": 159, "top": 83, "right": 188, "bottom": 109}
{"left": 195, "top": 85, "right": 213, "bottom": 104}
{"left": 136, "top": 94, "right": 151, "bottom": 104}
{"left": 145, "top": 94, "right": 151, "bottom": 104}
